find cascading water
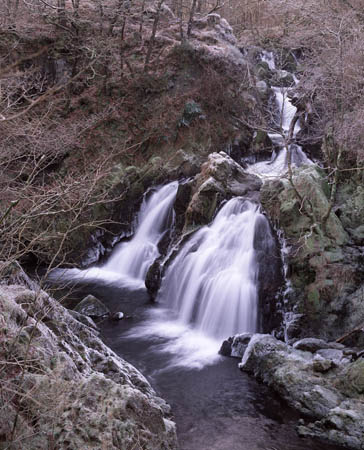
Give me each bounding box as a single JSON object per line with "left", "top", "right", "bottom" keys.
{"left": 103, "top": 181, "right": 178, "bottom": 280}
{"left": 248, "top": 51, "right": 313, "bottom": 178}
{"left": 48, "top": 181, "right": 178, "bottom": 287}
{"left": 159, "top": 199, "right": 261, "bottom": 340}
{"left": 127, "top": 199, "right": 275, "bottom": 368}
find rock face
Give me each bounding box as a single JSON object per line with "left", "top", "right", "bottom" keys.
{"left": 239, "top": 334, "right": 364, "bottom": 449}
{"left": 0, "top": 283, "right": 177, "bottom": 450}
{"left": 261, "top": 165, "right": 364, "bottom": 342}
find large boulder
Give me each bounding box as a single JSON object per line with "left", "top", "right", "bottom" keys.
{"left": 239, "top": 334, "right": 364, "bottom": 449}
{"left": 184, "top": 152, "right": 262, "bottom": 230}
{"left": 0, "top": 284, "right": 177, "bottom": 450}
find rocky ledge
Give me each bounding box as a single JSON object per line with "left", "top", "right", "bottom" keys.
{"left": 238, "top": 334, "right": 364, "bottom": 449}
{"left": 0, "top": 274, "right": 177, "bottom": 449}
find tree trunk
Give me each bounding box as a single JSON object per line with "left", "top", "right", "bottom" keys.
{"left": 187, "top": 0, "right": 198, "bottom": 38}
{"left": 144, "top": 0, "right": 165, "bottom": 72}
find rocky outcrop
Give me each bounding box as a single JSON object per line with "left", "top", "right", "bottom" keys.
{"left": 0, "top": 282, "right": 177, "bottom": 450}
{"left": 239, "top": 333, "right": 364, "bottom": 449}
{"left": 184, "top": 151, "right": 262, "bottom": 230}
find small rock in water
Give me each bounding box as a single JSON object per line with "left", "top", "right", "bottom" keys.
{"left": 219, "top": 337, "right": 233, "bottom": 356}
{"left": 231, "top": 333, "right": 252, "bottom": 358}
{"left": 74, "top": 294, "right": 110, "bottom": 319}
{"left": 111, "top": 312, "right": 124, "bottom": 321}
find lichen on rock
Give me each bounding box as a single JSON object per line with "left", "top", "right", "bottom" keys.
{"left": 0, "top": 281, "right": 177, "bottom": 450}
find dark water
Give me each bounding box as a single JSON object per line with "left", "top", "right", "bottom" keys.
{"left": 54, "top": 279, "right": 348, "bottom": 450}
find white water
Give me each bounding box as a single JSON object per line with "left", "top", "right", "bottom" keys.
{"left": 48, "top": 182, "right": 178, "bottom": 288}
{"left": 103, "top": 181, "right": 178, "bottom": 280}
{"left": 261, "top": 51, "right": 276, "bottom": 70}
{"left": 128, "top": 199, "right": 268, "bottom": 369}
{"left": 161, "top": 199, "right": 259, "bottom": 339}
{"left": 248, "top": 52, "right": 314, "bottom": 178}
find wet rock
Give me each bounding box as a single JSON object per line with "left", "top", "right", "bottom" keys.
{"left": 74, "top": 294, "right": 110, "bottom": 318}
{"left": 254, "top": 214, "right": 284, "bottom": 333}
{"left": 174, "top": 180, "right": 193, "bottom": 232}
{"left": 231, "top": 333, "right": 252, "bottom": 358}
{"left": 219, "top": 337, "right": 233, "bottom": 356}
{"left": 238, "top": 333, "right": 364, "bottom": 449}
{"left": 145, "top": 259, "right": 162, "bottom": 301}
{"left": 219, "top": 333, "right": 253, "bottom": 358}
{"left": 293, "top": 338, "right": 344, "bottom": 353}
{"left": 111, "top": 312, "right": 124, "bottom": 320}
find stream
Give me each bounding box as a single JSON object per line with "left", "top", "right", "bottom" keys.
{"left": 48, "top": 52, "right": 349, "bottom": 450}
{"left": 49, "top": 278, "right": 346, "bottom": 450}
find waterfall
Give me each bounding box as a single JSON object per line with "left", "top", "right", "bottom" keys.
{"left": 127, "top": 198, "right": 276, "bottom": 368}
{"left": 158, "top": 199, "right": 264, "bottom": 340}
{"left": 103, "top": 181, "right": 178, "bottom": 280}
{"left": 248, "top": 52, "right": 313, "bottom": 178}
{"left": 48, "top": 181, "right": 178, "bottom": 287}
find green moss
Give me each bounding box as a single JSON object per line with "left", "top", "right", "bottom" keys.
{"left": 307, "top": 288, "right": 321, "bottom": 312}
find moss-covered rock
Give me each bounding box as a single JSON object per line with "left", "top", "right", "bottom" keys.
{"left": 260, "top": 165, "right": 363, "bottom": 339}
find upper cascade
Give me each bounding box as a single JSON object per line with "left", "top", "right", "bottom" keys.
{"left": 248, "top": 51, "right": 314, "bottom": 178}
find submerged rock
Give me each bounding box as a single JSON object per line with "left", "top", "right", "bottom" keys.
{"left": 74, "top": 294, "right": 110, "bottom": 318}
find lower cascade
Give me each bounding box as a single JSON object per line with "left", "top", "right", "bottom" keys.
{"left": 159, "top": 199, "right": 265, "bottom": 340}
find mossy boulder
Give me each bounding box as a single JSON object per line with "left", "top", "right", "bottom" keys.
{"left": 260, "top": 165, "right": 356, "bottom": 337}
